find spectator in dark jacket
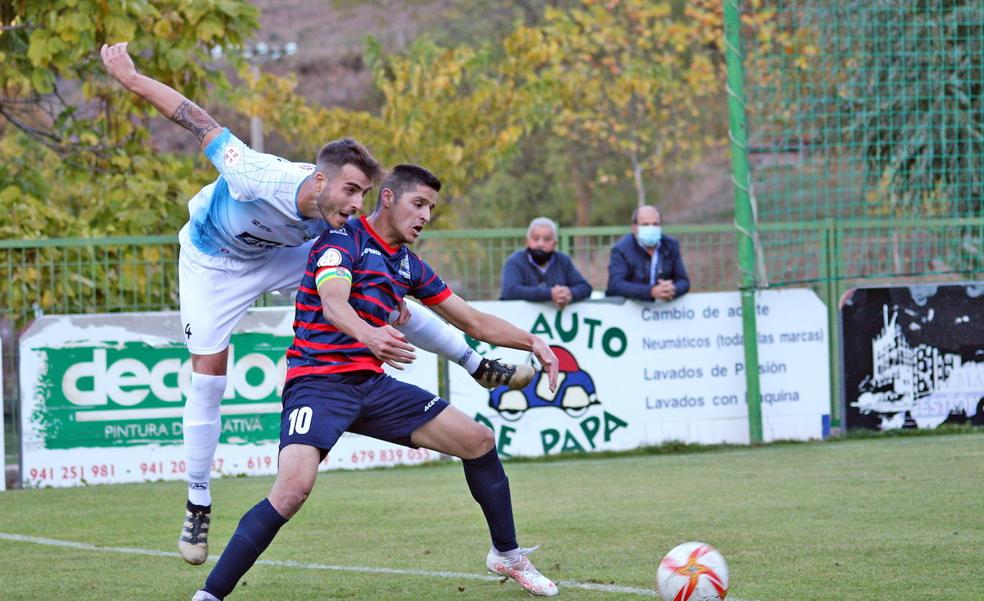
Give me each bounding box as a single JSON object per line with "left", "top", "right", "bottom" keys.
{"left": 500, "top": 217, "right": 592, "bottom": 309}
{"left": 605, "top": 205, "right": 690, "bottom": 301}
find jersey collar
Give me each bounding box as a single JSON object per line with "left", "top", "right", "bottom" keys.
{"left": 360, "top": 215, "right": 399, "bottom": 255}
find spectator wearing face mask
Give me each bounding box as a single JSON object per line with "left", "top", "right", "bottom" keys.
{"left": 500, "top": 216, "right": 592, "bottom": 309}
{"left": 605, "top": 205, "right": 690, "bottom": 302}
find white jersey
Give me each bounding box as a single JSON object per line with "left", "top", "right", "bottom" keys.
{"left": 185, "top": 128, "right": 328, "bottom": 259}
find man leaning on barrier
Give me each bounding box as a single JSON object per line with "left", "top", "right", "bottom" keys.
{"left": 500, "top": 217, "right": 592, "bottom": 309}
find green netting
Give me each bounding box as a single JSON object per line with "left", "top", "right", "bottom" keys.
{"left": 739, "top": 0, "right": 984, "bottom": 288}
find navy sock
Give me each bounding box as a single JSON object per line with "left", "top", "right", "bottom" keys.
{"left": 203, "top": 498, "right": 288, "bottom": 599}
{"left": 462, "top": 447, "right": 518, "bottom": 552}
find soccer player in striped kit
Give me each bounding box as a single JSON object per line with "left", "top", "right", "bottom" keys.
{"left": 191, "top": 165, "right": 560, "bottom": 600}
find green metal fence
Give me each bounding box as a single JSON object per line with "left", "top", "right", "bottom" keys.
{"left": 722, "top": 0, "right": 984, "bottom": 437}
{"left": 0, "top": 225, "right": 738, "bottom": 327}
{"left": 732, "top": 0, "right": 984, "bottom": 288}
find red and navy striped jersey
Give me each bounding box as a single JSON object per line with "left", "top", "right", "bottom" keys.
{"left": 286, "top": 215, "right": 452, "bottom": 381}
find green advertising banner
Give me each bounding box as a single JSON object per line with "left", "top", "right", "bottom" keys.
{"left": 20, "top": 308, "right": 438, "bottom": 487}
{"left": 30, "top": 335, "right": 285, "bottom": 450}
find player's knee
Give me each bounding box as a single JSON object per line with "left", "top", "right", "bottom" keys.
{"left": 270, "top": 488, "right": 309, "bottom": 518}
{"left": 187, "top": 373, "right": 226, "bottom": 408}
{"left": 461, "top": 425, "right": 495, "bottom": 460}
{"left": 269, "top": 480, "right": 313, "bottom": 518}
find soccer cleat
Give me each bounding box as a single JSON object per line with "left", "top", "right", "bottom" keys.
{"left": 179, "top": 502, "right": 211, "bottom": 565}
{"left": 191, "top": 591, "right": 221, "bottom": 601}
{"left": 472, "top": 358, "right": 535, "bottom": 390}
{"left": 486, "top": 545, "right": 558, "bottom": 597}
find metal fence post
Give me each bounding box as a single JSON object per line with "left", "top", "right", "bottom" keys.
{"left": 821, "top": 217, "right": 842, "bottom": 432}
{"left": 723, "top": 0, "right": 763, "bottom": 443}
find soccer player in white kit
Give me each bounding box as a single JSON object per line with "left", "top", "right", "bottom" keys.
{"left": 100, "top": 42, "right": 534, "bottom": 565}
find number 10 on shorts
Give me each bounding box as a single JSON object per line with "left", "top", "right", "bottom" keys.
{"left": 287, "top": 407, "right": 312, "bottom": 435}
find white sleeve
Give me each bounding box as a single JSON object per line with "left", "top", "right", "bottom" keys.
{"left": 202, "top": 128, "right": 295, "bottom": 202}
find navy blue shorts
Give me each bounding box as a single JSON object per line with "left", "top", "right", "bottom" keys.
{"left": 280, "top": 372, "right": 449, "bottom": 454}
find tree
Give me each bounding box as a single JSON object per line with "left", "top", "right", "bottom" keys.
{"left": 0, "top": 0, "right": 260, "bottom": 238}
{"left": 238, "top": 35, "right": 539, "bottom": 225}
{"left": 520, "top": 0, "right": 722, "bottom": 222}
{"left": 0, "top": 1, "right": 259, "bottom": 320}
{"left": 1, "top": 0, "right": 257, "bottom": 158}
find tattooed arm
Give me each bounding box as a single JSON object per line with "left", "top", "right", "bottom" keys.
{"left": 100, "top": 42, "right": 221, "bottom": 150}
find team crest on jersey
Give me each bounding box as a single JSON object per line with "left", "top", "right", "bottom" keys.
{"left": 223, "top": 146, "right": 241, "bottom": 167}
{"left": 318, "top": 248, "right": 343, "bottom": 268}
{"left": 399, "top": 255, "right": 411, "bottom": 279}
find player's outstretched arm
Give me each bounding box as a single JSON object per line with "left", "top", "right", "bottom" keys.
{"left": 318, "top": 277, "right": 416, "bottom": 370}
{"left": 430, "top": 294, "right": 559, "bottom": 391}
{"left": 100, "top": 42, "right": 221, "bottom": 150}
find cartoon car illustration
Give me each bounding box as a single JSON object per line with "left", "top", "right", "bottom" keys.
{"left": 488, "top": 345, "right": 600, "bottom": 421}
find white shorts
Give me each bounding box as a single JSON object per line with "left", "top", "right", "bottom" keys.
{"left": 178, "top": 224, "right": 314, "bottom": 355}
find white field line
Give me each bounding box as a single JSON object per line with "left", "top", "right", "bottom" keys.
{"left": 0, "top": 531, "right": 758, "bottom": 599}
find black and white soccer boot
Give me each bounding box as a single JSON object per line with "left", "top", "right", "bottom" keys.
{"left": 472, "top": 358, "right": 535, "bottom": 390}
{"left": 179, "top": 501, "right": 211, "bottom": 565}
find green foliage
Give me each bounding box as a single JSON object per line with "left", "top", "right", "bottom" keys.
{"left": 1, "top": 1, "right": 258, "bottom": 152}
{"left": 243, "top": 0, "right": 736, "bottom": 227}
{"left": 239, "top": 34, "right": 535, "bottom": 216}
{"left": 525, "top": 0, "right": 724, "bottom": 209}
{"left": 0, "top": 127, "right": 197, "bottom": 321}
{"left": 456, "top": 132, "right": 581, "bottom": 228}
{"left": 460, "top": 130, "right": 650, "bottom": 228}
{"left": 0, "top": 1, "right": 259, "bottom": 320}
{"left": 742, "top": 0, "right": 983, "bottom": 223}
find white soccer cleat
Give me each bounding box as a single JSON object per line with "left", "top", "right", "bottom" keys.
{"left": 486, "top": 545, "right": 558, "bottom": 597}
{"left": 191, "top": 590, "right": 221, "bottom": 601}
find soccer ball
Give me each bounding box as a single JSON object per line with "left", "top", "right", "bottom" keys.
{"left": 656, "top": 541, "right": 729, "bottom": 601}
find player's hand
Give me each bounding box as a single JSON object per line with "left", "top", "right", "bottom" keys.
{"left": 531, "top": 336, "right": 559, "bottom": 392}
{"left": 362, "top": 325, "right": 416, "bottom": 369}
{"left": 387, "top": 301, "right": 412, "bottom": 327}
{"left": 100, "top": 42, "right": 139, "bottom": 88}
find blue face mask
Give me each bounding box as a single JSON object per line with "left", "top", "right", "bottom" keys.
{"left": 636, "top": 225, "right": 662, "bottom": 247}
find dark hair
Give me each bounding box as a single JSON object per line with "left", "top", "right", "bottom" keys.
{"left": 377, "top": 164, "right": 442, "bottom": 207}
{"left": 316, "top": 138, "right": 383, "bottom": 182}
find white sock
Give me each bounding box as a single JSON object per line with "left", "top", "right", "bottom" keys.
{"left": 393, "top": 305, "right": 482, "bottom": 373}
{"left": 183, "top": 373, "right": 226, "bottom": 507}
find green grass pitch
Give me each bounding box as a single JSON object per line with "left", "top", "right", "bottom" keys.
{"left": 1, "top": 431, "right": 981, "bottom": 600}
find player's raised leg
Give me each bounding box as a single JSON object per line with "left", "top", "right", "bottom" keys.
{"left": 411, "top": 405, "right": 558, "bottom": 597}
{"left": 391, "top": 302, "right": 535, "bottom": 390}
